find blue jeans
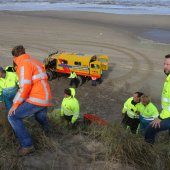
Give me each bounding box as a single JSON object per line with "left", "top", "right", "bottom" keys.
{"left": 139, "top": 115, "right": 152, "bottom": 130}
{"left": 2, "top": 86, "right": 18, "bottom": 112}
{"left": 144, "top": 118, "right": 170, "bottom": 144}
{"left": 8, "top": 102, "right": 49, "bottom": 147}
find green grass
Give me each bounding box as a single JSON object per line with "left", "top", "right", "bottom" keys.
{"left": 0, "top": 108, "right": 170, "bottom": 170}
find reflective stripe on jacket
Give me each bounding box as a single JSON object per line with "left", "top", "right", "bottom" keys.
{"left": 122, "top": 97, "right": 139, "bottom": 119}
{"left": 161, "top": 74, "right": 170, "bottom": 119}
{"left": 137, "top": 102, "right": 159, "bottom": 121}
{"left": 0, "top": 71, "right": 18, "bottom": 101}
{"left": 13, "top": 54, "right": 52, "bottom": 109}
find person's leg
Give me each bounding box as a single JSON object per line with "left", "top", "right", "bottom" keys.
{"left": 91, "top": 80, "right": 97, "bottom": 86}
{"left": 3, "top": 87, "right": 18, "bottom": 112}
{"left": 3, "top": 93, "right": 11, "bottom": 112}
{"left": 70, "top": 79, "right": 73, "bottom": 86}
{"left": 129, "top": 118, "right": 140, "bottom": 134}
{"left": 34, "top": 107, "right": 49, "bottom": 130}
{"left": 74, "top": 78, "right": 79, "bottom": 88}
{"left": 8, "top": 102, "right": 45, "bottom": 147}
{"left": 145, "top": 118, "right": 170, "bottom": 144}
{"left": 121, "top": 113, "right": 128, "bottom": 127}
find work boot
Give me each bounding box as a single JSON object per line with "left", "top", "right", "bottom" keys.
{"left": 18, "top": 146, "right": 35, "bottom": 156}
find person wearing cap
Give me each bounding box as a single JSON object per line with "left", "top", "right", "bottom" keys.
{"left": 0, "top": 66, "right": 19, "bottom": 112}
{"left": 61, "top": 88, "right": 80, "bottom": 126}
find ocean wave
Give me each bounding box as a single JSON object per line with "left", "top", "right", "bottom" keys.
{"left": 0, "top": 0, "right": 170, "bottom": 7}
{"left": 0, "top": 0, "right": 169, "bottom": 15}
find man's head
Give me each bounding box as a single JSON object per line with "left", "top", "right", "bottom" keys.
{"left": 0, "top": 67, "right": 5, "bottom": 78}
{"left": 141, "top": 95, "right": 150, "bottom": 106}
{"left": 64, "top": 88, "right": 71, "bottom": 97}
{"left": 133, "top": 91, "right": 144, "bottom": 103}
{"left": 164, "top": 54, "right": 170, "bottom": 76}
{"left": 11, "top": 45, "right": 25, "bottom": 57}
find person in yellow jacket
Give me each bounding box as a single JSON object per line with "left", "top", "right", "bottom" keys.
{"left": 121, "top": 91, "right": 143, "bottom": 134}
{"left": 137, "top": 95, "right": 159, "bottom": 132}
{"left": 145, "top": 54, "right": 170, "bottom": 144}
{"left": 8, "top": 45, "right": 52, "bottom": 156}
{"left": 68, "top": 71, "right": 79, "bottom": 88}
{"left": 61, "top": 88, "right": 80, "bottom": 126}
{"left": 0, "top": 66, "right": 18, "bottom": 112}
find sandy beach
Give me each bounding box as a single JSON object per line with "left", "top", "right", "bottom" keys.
{"left": 0, "top": 10, "right": 170, "bottom": 169}
{"left": 1, "top": 11, "right": 170, "bottom": 104}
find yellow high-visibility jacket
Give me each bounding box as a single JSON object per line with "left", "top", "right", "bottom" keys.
{"left": 122, "top": 97, "right": 140, "bottom": 119}
{"left": 61, "top": 88, "right": 79, "bottom": 124}
{"left": 137, "top": 102, "right": 159, "bottom": 121}
{"left": 161, "top": 74, "right": 170, "bottom": 119}
{"left": 0, "top": 71, "right": 18, "bottom": 102}
{"left": 68, "top": 72, "right": 77, "bottom": 79}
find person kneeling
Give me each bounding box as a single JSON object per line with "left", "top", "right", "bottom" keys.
{"left": 61, "top": 88, "right": 80, "bottom": 128}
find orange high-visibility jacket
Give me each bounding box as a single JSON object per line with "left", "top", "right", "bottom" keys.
{"left": 12, "top": 54, "right": 52, "bottom": 109}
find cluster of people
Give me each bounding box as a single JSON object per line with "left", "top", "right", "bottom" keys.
{"left": 122, "top": 54, "right": 170, "bottom": 144}
{"left": 1, "top": 44, "right": 170, "bottom": 156}
{"left": 0, "top": 45, "right": 80, "bottom": 156}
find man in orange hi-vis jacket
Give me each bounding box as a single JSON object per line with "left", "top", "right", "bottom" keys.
{"left": 8, "top": 45, "right": 52, "bottom": 156}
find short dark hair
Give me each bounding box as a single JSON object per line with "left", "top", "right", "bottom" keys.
{"left": 165, "top": 54, "right": 170, "bottom": 59}
{"left": 134, "top": 91, "right": 144, "bottom": 98}
{"left": 11, "top": 45, "right": 25, "bottom": 57}
{"left": 64, "top": 88, "right": 71, "bottom": 96}
{"left": 0, "top": 67, "right": 4, "bottom": 73}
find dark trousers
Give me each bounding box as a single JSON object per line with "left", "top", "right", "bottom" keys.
{"left": 122, "top": 113, "right": 140, "bottom": 134}
{"left": 145, "top": 118, "right": 170, "bottom": 144}
{"left": 70, "top": 78, "right": 79, "bottom": 88}
{"left": 63, "top": 115, "right": 78, "bottom": 128}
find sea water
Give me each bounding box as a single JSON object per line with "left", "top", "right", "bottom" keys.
{"left": 0, "top": 0, "right": 169, "bottom": 15}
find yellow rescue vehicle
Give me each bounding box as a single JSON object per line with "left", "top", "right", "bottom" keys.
{"left": 44, "top": 51, "right": 108, "bottom": 85}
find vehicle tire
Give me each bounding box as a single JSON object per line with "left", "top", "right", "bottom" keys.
{"left": 46, "top": 69, "right": 54, "bottom": 81}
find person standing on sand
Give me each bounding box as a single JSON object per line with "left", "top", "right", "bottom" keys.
{"left": 68, "top": 71, "right": 79, "bottom": 88}
{"left": 8, "top": 45, "right": 52, "bottom": 156}
{"left": 145, "top": 54, "right": 170, "bottom": 144}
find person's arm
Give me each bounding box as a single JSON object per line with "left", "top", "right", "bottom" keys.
{"left": 61, "top": 100, "right": 64, "bottom": 116}
{"left": 71, "top": 99, "right": 80, "bottom": 124}
{"left": 122, "top": 100, "right": 128, "bottom": 114}
{"left": 12, "top": 63, "right": 32, "bottom": 109}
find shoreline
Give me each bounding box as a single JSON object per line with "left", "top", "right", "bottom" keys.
{"left": 0, "top": 2, "right": 170, "bottom": 15}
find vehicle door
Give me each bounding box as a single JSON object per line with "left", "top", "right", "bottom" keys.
{"left": 97, "top": 55, "right": 108, "bottom": 70}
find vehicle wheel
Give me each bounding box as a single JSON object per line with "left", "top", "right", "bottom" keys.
{"left": 46, "top": 69, "right": 53, "bottom": 81}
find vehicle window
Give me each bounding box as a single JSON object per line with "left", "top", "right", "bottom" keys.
{"left": 75, "top": 61, "right": 81, "bottom": 66}
{"left": 61, "top": 60, "right": 68, "bottom": 64}
{"left": 98, "top": 58, "right": 108, "bottom": 62}
{"left": 91, "top": 64, "right": 99, "bottom": 69}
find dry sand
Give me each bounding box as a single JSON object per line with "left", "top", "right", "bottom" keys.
{"left": 0, "top": 11, "right": 170, "bottom": 169}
